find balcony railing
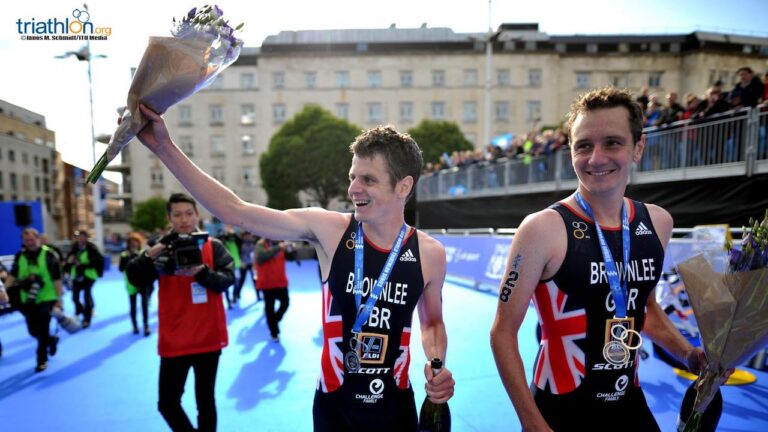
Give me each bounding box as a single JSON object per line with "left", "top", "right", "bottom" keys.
{"left": 417, "top": 107, "right": 768, "bottom": 202}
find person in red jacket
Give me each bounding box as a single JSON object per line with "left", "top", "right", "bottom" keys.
{"left": 255, "top": 238, "right": 291, "bottom": 342}
{"left": 126, "top": 193, "right": 234, "bottom": 432}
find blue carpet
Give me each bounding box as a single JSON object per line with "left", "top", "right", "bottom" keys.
{"left": 0, "top": 261, "right": 766, "bottom": 431}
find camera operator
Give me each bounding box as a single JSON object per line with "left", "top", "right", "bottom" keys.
{"left": 4, "top": 228, "right": 63, "bottom": 372}
{"left": 126, "top": 193, "right": 234, "bottom": 432}
{"left": 64, "top": 230, "right": 105, "bottom": 328}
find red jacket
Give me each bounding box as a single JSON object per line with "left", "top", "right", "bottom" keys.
{"left": 255, "top": 242, "right": 288, "bottom": 290}
{"left": 157, "top": 239, "right": 228, "bottom": 357}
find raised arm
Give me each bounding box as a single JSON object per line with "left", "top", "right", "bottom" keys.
{"left": 416, "top": 233, "right": 455, "bottom": 403}
{"left": 134, "top": 104, "right": 346, "bottom": 249}
{"left": 490, "top": 210, "right": 562, "bottom": 432}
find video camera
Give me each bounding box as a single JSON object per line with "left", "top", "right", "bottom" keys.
{"left": 157, "top": 232, "right": 209, "bottom": 271}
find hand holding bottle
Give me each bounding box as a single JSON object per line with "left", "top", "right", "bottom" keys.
{"left": 424, "top": 358, "right": 455, "bottom": 403}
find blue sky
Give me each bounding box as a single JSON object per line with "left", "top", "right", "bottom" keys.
{"left": 2, "top": 0, "right": 767, "bottom": 181}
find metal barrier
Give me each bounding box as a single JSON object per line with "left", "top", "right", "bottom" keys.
{"left": 418, "top": 107, "right": 768, "bottom": 202}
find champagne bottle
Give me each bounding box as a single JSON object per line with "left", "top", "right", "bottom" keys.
{"left": 418, "top": 358, "right": 451, "bottom": 432}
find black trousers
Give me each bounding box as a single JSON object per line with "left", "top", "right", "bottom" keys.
{"left": 72, "top": 278, "right": 95, "bottom": 322}
{"left": 234, "top": 265, "right": 255, "bottom": 300}
{"left": 158, "top": 350, "right": 221, "bottom": 432}
{"left": 129, "top": 286, "right": 153, "bottom": 329}
{"left": 262, "top": 288, "right": 289, "bottom": 338}
{"left": 21, "top": 301, "right": 55, "bottom": 364}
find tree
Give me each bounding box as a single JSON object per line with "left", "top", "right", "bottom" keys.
{"left": 130, "top": 197, "right": 167, "bottom": 233}
{"left": 407, "top": 120, "right": 473, "bottom": 165}
{"left": 260, "top": 105, "right": 361, "bottom": 209}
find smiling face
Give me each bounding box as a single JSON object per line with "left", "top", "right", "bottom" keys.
{"left": 347, "top": 154, "right": 410, "bottom": 224}
{"left": 167, "top": 202, "right": 199, "bottom": 235}
{"left": 570, "top": 106, "right": 643, "bottom": 199}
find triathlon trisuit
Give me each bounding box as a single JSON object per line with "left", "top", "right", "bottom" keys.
{"left": 314, "top": 216, "right": 424, "bottom": 432}
{"left": 531, "top": 200, "right": 664, "bottom": 431}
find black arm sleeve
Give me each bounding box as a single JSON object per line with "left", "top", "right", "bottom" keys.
{"left": 46, "top": 252, "right": 62, "bottom": 281}
{"left": 126, "top": 253, "right": 159, "bottom": 288}
{"left": 118, "top": 254, "right": 130, "bottom": 272}
{"left": 194, "top": 238, "right": 235, "bottom": 293}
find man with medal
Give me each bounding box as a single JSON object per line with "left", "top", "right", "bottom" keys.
{"left": 132, "top": 104, "right": 455, "bottom": 431}
{"left": 490, "top": 87, "right": 706, "bottom": 431}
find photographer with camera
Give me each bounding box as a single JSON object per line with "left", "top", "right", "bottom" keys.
{"left": 3, "top": 228, "right": 63, "bottom": 372}
{"left": 119, "top": 232, "right": 154, "bottom": 336}
{"left": 126, "top": 193, "right": 234, "bottom": 432}
{"left": 65, "top": 230, "right": 105, "bottom": 328}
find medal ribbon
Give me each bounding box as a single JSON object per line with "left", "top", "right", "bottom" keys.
{"left": 352, "top": 222, "right": 408, "bottom": 334}
{"left": 574, "top": 192, "right": 631, "bottom": 318}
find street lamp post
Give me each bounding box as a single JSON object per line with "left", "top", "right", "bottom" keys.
{"left": 56, "top": 5, "right": 106, "bottom": 251}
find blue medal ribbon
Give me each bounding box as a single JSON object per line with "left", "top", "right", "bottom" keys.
{"left": 352, "top": 222, "right": 408, "bottom": 334}
{"left": 574, "top": 192, "right": 631, "bottom": 318}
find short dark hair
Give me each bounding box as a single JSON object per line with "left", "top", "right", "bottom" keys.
{"left": 166, "top": 192, "right": 198, "bottom": 214}
{"left": 564, "top": 86, "right": 644, "bottom": 144}
{"left": 737, "top": 66, "right": 753, "bottom": 75}
{"left": 349, "top": 126, "right": 423, "bottom": 200}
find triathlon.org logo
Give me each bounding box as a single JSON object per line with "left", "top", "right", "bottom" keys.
{"left": 400, "top": 249, "right": 417, "bottom": 262}
{"left": 16, "top": 7, "right": 112, "bottom": 41}
{"left": 635, "top": 222, "right": 653, "bottom": 236}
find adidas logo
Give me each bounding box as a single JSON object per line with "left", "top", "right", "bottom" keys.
{"left": 399, "top": 249, "right": 417, "bottom": 262}
{"left": 635, "top": 222, "right": 653, "bottom": 236}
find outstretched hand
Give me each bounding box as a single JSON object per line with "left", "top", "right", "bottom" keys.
{"left": 118, "top": 104, "right": 171, "bottom": 154}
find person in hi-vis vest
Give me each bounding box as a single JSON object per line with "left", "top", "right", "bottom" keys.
{"left": 118, "top": 232, "right": 154, "bottom": 336}
{"left": 65, "top": 230, "right": 105, "bottom": 328}
{"left": 4, "top": 228, "right": 64, "bottom": 372}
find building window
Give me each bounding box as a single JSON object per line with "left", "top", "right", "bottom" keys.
{"left": 463, "top": 102, "right": 477, "bottom": 123}
{"left": 0, "top": 172, "right": 3, "bottom": 188}
{"left": 35, "top": 176, "right": 41, "bottom": 192}
{"left": 242, "top": 167, "right": 257, "bottom": 186}
{"left": 178, "top": 105, "right": 192, "bottom": 125}
{"left": 304, "top": 71, "right": 317, "bottom": 88}
{"left": 212, "top": 167, "right": 225, "bottom": 183}
{"left": 34, "top": 156, "right": 39, "bottom": 168}
{"left": 587, "top": 43, "right": 598, "bottom": 54}
{"left": 648, "top": 71, "right": 663, "bottom": 88}
{"left": 367, "top": 102, "right": 383, "bottom": 123}
{"left": 432, "top": 70, "right": 445, "bottom": 87}
{"left": 576, "top": 72, "right": 591, "bottom": 89}
{"left": 241, "top": 104, "right": 255, "bottom": 125}
{"left": 400, "top": 70, "right": 413, "bottom": 88}
{"left": 272, "top": 71, "right": 285, "bottom": 89}
{"left": 22, "top": 153, "right": 28, "bottom": 164}
{"left": 368, "top": 70, "right": 382, "bottom": 88}
{"left": 431, "top": 102, "right": 446, "bottom": 120}
{"left": 242, "top": 134, "right": 255, "bottom": 155}
{"left": 43, "top": 178, "right": 49, "bottom": 193}
{"left": 42, "top": 159, "right": 49, "bottom": 174}
{"left": 497, "top": 69, "right": 511, "bottom": 87}
{"left": 528, "top": 69, "right": 542, "bottom": 87}
{"left": 464, "top": 69, "right": 478, "bottom": 86}
{"left": 8, "top": 150, "right": 14, "bottom": 162}
{"left": 209, "top": 104, "right": 224, "bottom": 125}
{"left": 179, "top": 136, "right": 194, "bottom": 156}
{"left": 650, "top": 43, "right": 661, "bottom": 53}
{"left": 527, "top": 100, "right": 542, "bottom": 123}
{"left": 336, "top": 71, "right": 349, "bottom": 88}
{"left": 610, "top": 73, "right": 629, "bottom": 88}
{"left": 210, "top": 135, "right": 225, "bottom": 156}
{"left": 336, "top": 103, "right": 349, "bottom": 120}
{"left": 495, "top": 101, "right": 509, "bottom": 122}
{"left": 240, "top": 72, "right": 255, "bottom": 89}
{"left": 272, "top": 104, "right": 286, "bottom": 124}
{"left": 399, "top": 102, "right": 413, "bottom": 123}
{"left": 150, "top": 169, "right": 164, "bottom": 186}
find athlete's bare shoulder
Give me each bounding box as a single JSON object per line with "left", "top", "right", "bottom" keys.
{"left": 644, "top": 203, "right": 673, "bottom": 246}
{"left": 515, "top": 207, "right": 567, "bottom": 280}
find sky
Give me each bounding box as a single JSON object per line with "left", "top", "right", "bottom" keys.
{"left": 2, "top": 0, "right": 767, "bottom": 183}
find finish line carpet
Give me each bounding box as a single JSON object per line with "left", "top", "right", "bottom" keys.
{"left": 0, "top": 261, "right": 766, "bottom": 431}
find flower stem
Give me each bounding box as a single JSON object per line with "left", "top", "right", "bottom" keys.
{"left": 86, "top": 153, "right": 109, "bottom": 184}
{"left": 682, "top": 412, "right": 702, "bottom": 432}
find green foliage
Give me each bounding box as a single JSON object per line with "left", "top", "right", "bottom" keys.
{"left": 260, "top": 105, "right": 361, "bottom": 209}
{"left": 407, "top": 120, "right": 473, "bottom": 165}
{"left": 130, "top": 197, "right": 167, "bottom": 232}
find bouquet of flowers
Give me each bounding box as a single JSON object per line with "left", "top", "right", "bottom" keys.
{"left": 86, "top": 5, "right": 243, "bottom": 183}
{"left": 677, "top": 210, "right": 768, "bottom": 432}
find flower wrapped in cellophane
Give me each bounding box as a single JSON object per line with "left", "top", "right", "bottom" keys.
{"left": 677, "top": 210, "right": 768, "bottom": 432}
{"left": 86, "top": 5, "right": 243, "bottom": 183}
